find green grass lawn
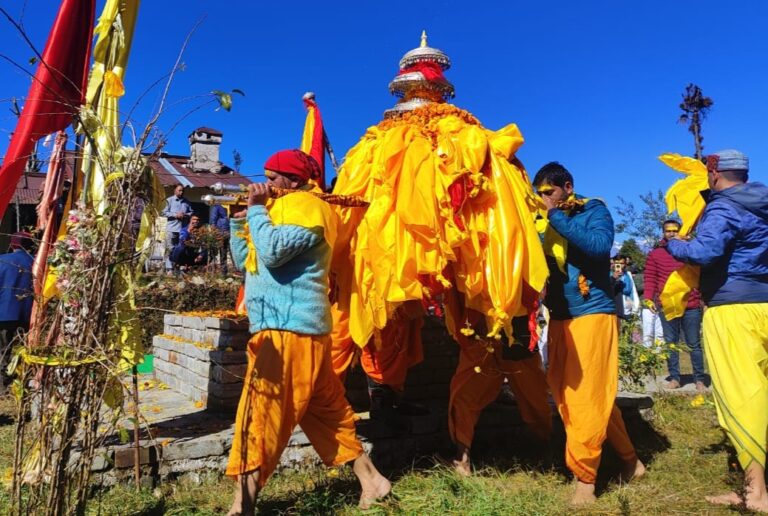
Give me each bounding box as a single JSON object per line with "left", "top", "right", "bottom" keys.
{"left": 0, "top": 392, "right": 748, "bottom": 515}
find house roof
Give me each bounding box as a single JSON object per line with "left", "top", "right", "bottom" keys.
{"left": 11, "top": 172, "right": 46, "bottom": 205}
{"left": 147, "top": 153, "right": 251, "bottom": 189}
{"left": 11, "top": 150, "right": 252, "bottom": 205}
{"left": 191, "top": 127, "right": 223, "bottom": 137}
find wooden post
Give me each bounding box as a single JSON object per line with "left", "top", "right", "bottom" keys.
{"left": 131, "top": 366, "right": 141, "bottom": 489}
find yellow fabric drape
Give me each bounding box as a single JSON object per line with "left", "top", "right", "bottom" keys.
{"left": 238, "top": 191, "right": 339, "bottom": 274}
{"left": 703, "top": 304, "right": 768, "bottom": 469}
{"left": 658, "top": 153, "right": 707, "bottom": 319}
{"left": 536, "top": 194, "right": 588, "bottom": 275}
{"left": 332, "top": 104, "right": 547, "bottom": 346}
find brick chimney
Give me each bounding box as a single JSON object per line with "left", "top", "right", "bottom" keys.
{"left": 188, "top": 127, "right": 223, "bottom": 173}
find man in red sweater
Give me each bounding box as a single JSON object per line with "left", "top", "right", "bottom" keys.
{"left": 643, "top": 220, "right": 706, "bottom": 391}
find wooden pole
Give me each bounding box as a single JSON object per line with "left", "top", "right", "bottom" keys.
{"left": 131, "top": 366, "right": 141, "bottom": 489}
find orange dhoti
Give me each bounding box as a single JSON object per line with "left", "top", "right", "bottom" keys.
{"left": 226, "top": 330, "right": 363, "bottom": 485}
{"left": 546, "top": 313, "right": 637, "bottom": 484}
{"left": 330, "top": 303, "right": 424, "bottom": 392}
{"left": 449, "top": 338, "right": 552, "bottom": 448}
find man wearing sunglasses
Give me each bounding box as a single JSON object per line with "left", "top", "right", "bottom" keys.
{"left": 533, "top": 162, "right": 644, "bottom": 506}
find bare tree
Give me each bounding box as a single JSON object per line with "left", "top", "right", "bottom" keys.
{"left": 232, "top": 148, "right": 243, "bottom": 171}
{"left": 678, "top": 83, "right": 714, "bottom": 160}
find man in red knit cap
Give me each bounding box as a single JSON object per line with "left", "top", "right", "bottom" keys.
{"left": 643, "top": 219, "right": 706, "bottom": 391}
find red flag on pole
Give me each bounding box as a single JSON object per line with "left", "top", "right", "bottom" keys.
{"left": 0, "top": 0, "right": 95, "bottom": 220}
{"left": 301, "top": 92, "right": 326, "bottom": 191}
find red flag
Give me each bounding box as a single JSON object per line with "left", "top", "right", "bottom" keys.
{"left": 301, "top": 94, "right": 326, "bottom": 191}
{"left": 0, "top": 0, "right": 95, "bottom": 220}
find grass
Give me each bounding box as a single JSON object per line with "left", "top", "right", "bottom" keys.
{"left": 0, "top": 393, "right": 748, "bottom": 515}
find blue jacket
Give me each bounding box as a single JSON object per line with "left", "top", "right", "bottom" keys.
{"left": 230, "top": 192, "right": 336, "bottom": 336}
{"left": 209, "top": 204, "right": 230, "bottom": 234}
{"left": 667, "top": 182, "right": 768, "bottom": 306}
{"left": 0, "top": 250, "right": 34, "bottom": 324}
{"left": 544, "top": 198, "right": 617, "bottom": 320}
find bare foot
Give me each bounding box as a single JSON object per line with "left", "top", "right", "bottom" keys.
{"left": 619, "top": 458, "right": 646, "bottom": 483}
{"left": 746, "top": 495, "right": 768, "bottom": 513}
{"left": 453, "top": 444, "right": 471, "bottom": 477}
{"left": 354, "top": 454, "right": 391, "bottom": 509}
{"left": 706, "top": 491, "right": 742, "bottom": 506}
{"left": 226, "top": 470, "right": 260, "bottom": 516}
{"left": 570, "top": 480, "right": 597, "bottom": 506}
{"left": 452, "top": 459, "right": 471, "bottom": 477}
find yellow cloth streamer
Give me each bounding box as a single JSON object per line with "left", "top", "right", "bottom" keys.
{"left": 658, "top": 153, "right": 708, "bottom": 319}
{"left": 333, "top": 104, "right": 547, "bottom": 346}
{"left": 238, "top": 191, "right": 339, "bottom": 275}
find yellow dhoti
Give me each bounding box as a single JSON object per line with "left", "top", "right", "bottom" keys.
{"left": 703, "top": 303, "right": 768, "bottom": 469}
{"left": 448, "top": 338, "right": 552, "bottom": 448}
{"left": 547, "top": 313, "right": 637, "bottom": 483}
{"left": 226, "top": 330, "right": 363, "bottom": 485}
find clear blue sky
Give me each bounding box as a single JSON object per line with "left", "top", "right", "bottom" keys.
{"left": 2, "top": 0, "right": 767, "bottom": 235}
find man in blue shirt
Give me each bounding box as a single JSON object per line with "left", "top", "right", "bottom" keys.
{"left": 534, "top": 162, "right": 644, "bottom": 506}
{"left": 0, "top": 232, "right": 34, "bottom": 392}
{"left": 160, "top": 184, "right": 193, "bottom": 272}
{"left": 666, "top": 150, "right": 768, "bottom": 512}
{"left": 209, "top": 203, "right": 230, "bottom": 273}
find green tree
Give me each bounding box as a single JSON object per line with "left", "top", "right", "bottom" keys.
{"left": 618, "top": 239, "right": 647, "bottom": 271}
{"left": 614, "top": 189, "right": 669, "bottom": 248}
{"left": 678, "top": 83, "right": 714, "bottom": 160}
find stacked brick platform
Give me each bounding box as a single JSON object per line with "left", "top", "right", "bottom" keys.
{"left": 152, "top": 314, "right": 250, "bottom": 411}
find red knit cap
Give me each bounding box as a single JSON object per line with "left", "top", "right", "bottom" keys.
{"left": 263, "top": 149, "right": 320, "bottom": 182}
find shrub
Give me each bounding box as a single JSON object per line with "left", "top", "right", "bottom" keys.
{"left": 618, "top": 317, "right": 681, "bottom": 392}
{"left": 135, "top": 273, "right": 241, "bottom": 351}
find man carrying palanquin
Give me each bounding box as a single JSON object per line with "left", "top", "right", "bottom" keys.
{"left": 533, "top": 162, "right": 645, "bottom": 506}
{"left": 665, "top": 150, "right": 768, "bottom": 512}
{"left": 330, "top": 33, "right": 549, "bottom": 442}
{"left": 225, "top": 149, "right": 390, "bottom": 515}
{"left": 445, "top": 290, "right": 552, "bottom": 476}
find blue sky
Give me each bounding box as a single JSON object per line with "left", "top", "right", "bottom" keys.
{"left": 2, "top": 0, "right": 767, "bottom": 236}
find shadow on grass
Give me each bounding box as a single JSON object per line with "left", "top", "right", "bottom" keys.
{"left": 258, "top": 475, "right": 360, "bottom": 515}
{"left": 360, "top": 403, "right": 673, "bottom": 496}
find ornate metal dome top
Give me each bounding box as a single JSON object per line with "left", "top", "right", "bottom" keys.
{"left": 399, "top": 31, "right": 451, "bottom": 71}
{"left": 384, "top": 31, "right": 455, "bottom": 119}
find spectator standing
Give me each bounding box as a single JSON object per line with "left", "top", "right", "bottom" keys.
{"left": 160, "top": 184, "right": 193, "bottom": 272}
{"left": 0, "top": 232, "right": 35, "bottom": 391}
{"left": 209, "top": 203, "right": 231, "bottom": 273}
{"left": 644, "top": 219, "right": 705, "bottom": 390}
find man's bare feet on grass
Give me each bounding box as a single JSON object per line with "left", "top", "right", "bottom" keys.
{"left": 354, "top": 454, "right": 391, "bottom": 509}
{"left": 453, "top": 444, "right": 472, "bottom": 477}
{"left": 706, "top": 491, "right": 768, "bottom": 512}
{"left": 226, "top": 470, "right": 260, "bottom": 516}
{"left": 570, "top": 480, "right": 597, "bottom": 506}
{"left": 452, "top": 459, "right": 471, "bottom": 477}
{"left": 619, "top": 458, "right": 646, "bottom": 483}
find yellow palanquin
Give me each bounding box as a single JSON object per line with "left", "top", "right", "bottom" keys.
{"left": 333, "top": 99, "right": 547, "bottom": 346}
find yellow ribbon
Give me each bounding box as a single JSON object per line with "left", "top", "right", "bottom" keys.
{"left": 19, "top": 349, "right": 104, "bottom": 367}
{"left": 538, "top": 193, "right": 588, "bottom": 274}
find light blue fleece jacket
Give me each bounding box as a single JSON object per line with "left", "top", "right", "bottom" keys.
{"left": 230, "top": 195, "right": 334, "bottom": 336}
